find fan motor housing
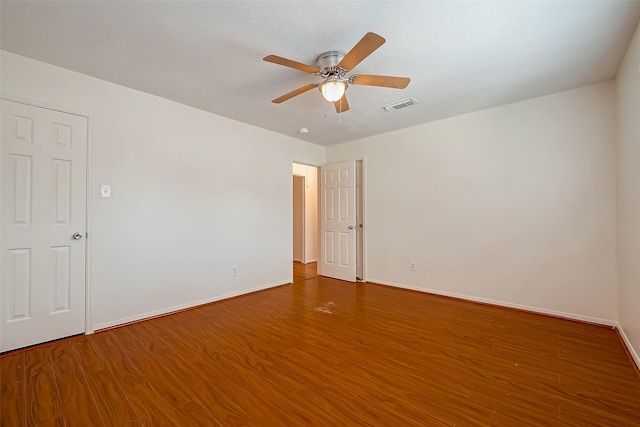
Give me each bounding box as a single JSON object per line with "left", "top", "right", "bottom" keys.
{"left": 315, "top": 51, "right": 346, "bottom": 73}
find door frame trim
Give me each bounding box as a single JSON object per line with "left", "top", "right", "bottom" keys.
{"left": 1, "top": 95, "right": 94, "bottom": 335}
{"left": 358, "top": 157, "right": 367, "bottom": 282}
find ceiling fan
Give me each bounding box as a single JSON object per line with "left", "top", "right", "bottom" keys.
{"left": 263, "top": 32, "right": 410, "bottom": 113}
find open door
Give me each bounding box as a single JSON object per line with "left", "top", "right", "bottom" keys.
{"left": 319, "top": 161, "right": 357, "bottom": 282}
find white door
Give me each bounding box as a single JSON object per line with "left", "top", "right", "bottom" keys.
{"left": 319, "top": 161, "right": 356, "bottom": 282}
{"left": 1, "top": 100, "right": 88, "bottom": 352}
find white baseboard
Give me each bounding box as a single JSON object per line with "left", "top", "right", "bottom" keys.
{"left": 367, "top": 278, "right": 618, "bottom": 327}
{"left": 616, "top": 322, "right": 640, "bottom": 371}
{"left": 304, "top": 258, "right": 318, "bottom": 264}
{"left": 92, "top": 280, "right": 290, "bottom": 332}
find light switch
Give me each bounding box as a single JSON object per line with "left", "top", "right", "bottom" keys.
{"left": 284, "top": 198, "right": 289, "bottom": 206}
{"left": 100, "top": 185, "right": 111, "bottom": 198}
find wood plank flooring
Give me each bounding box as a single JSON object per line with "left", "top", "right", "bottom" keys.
{"left": 2, "top": 263, "right": 640, "bottom": 426}
{"left": 293, "top": 261, "right": 318, "bottom": 283}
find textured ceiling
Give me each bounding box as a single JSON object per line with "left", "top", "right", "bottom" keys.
{"left": 1, "top": 1, "right": 639, "bottom": 146}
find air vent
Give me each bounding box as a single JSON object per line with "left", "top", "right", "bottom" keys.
{"left": 383, "top": 97, "right": 419, "bottom": 112}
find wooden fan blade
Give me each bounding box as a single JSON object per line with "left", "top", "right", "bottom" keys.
{"left": 334, "top": 95, "right": 350, "bottom": 113}
{"left": 338, "top": 32, "right": 385, "bottom": 71}
{"left": 351, "top": 74, "right": 410, "bottom": 89}
{"left": 271, "top": 83, "right": 318, "bottom": 104}
{"left": 263, "top": 55, "right": 320, "bottom": 74}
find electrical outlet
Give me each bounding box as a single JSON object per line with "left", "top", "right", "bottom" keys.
{"left": 410, "top": 261, "right": 416, "bottom": 271}
{"left": 232, "top": 266, "right": 238, "bottom": 276}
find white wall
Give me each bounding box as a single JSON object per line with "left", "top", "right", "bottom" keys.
{"left": 1, "top": 51, "right": 325, "bottom": 330}
{"left": 292, "top": 163, "right": 318, "bottom": 263}
{"left": 327, "top": 82, "right": 618, "bottom": 324}
{"left": 616, "top": 21, "right": 640, "bottom": 367}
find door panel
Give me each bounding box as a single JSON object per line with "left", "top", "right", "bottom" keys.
{"left": 324, "top": 231, "right": 335, "bottom": 264}
{"left": 319, "top": 161, "right": 356, "bottom": 282}
{"left": 7, "top": 249, "right": 30, "bottom": 320}
{"left": 9, "top": 154, "right": 32, "bottom": 224}
{"left": 339, "top": 232, "right": 350, "bottom": 266}
{"left": 1, "top": 100, "right": 87, "bottom": 352}
{"left": 324, "top": 188, "right": 334, "bottom": 220}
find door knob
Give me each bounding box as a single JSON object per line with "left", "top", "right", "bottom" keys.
{"left": 348, "top": 225, "right": 354, "bottom": 230}
{"left": 72, "top": 232, "right": 83, "bottom": 240}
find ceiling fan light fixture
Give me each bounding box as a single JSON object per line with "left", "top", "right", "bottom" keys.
{"left": 265, "top": 33, "right": 409, "bottom": 112}
{"left": 320, "top": 79, "right": 347, "bottom": 102}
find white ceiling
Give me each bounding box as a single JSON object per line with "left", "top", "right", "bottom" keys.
{"left": 2, "top": 1, "right": 639, "bottom": 146}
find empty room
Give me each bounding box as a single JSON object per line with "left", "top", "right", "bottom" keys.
{"left": 1, "top": 1, "right": 640, "bottom": 425}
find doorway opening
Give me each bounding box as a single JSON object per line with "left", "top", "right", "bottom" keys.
{"left": 293, "top": 175, "right": 305, "bottom": 263}
{"left": 292, "top": 163, "right": 319, "bottom": 281}
{"left": 293, "top": 160, "right": 365, "bottom": 283}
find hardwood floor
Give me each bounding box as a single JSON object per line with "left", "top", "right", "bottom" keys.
{"left": 2, "top": 268, "right": 640, "bottom": 426}
{"left": 293, "top": 261, "right": 318, "bottom": 282}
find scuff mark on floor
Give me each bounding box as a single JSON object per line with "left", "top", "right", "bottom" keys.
{"left": 315, "top": 301, "right": 337, "bottom": 314}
